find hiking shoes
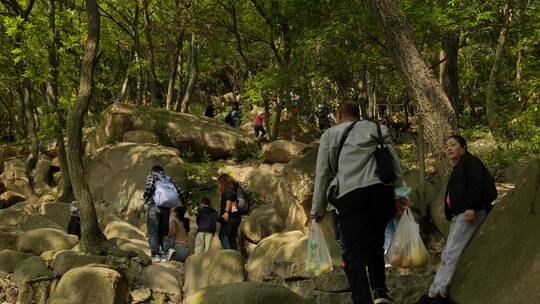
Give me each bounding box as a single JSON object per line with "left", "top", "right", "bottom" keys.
{"left": 415, "top": 294, "right": 435, "bottom": 304}
{"left": 373, "top": 289, "right": 394, "bottom": 304}
{"left": 151, "top": 255, "right": 161, "bottom": 264}
{"left": 415, "top": 294, "right": 452, "bottom": 304}
{"left": 166, "top": 248, "right": 177, "bottom": 262}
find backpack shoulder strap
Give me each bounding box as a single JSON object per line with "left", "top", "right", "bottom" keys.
{"left": 334, "top": 121, "right": 357, "bottom": 174}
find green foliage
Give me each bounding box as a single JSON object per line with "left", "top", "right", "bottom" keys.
{"left": 233, "top": 138, "right": 259, "bottom": 162}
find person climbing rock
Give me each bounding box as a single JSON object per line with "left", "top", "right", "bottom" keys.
{"left": 167, "top": 205, "right": 191, "bottom": 262}
{"left": 217, "top": 173, "right": 242, "bottom": 250}
{"left": 142, "top": 165, "right": 182, "bottom": 263}
{"left": 194, "top": 197, "right": 218, "bottom": 253}
{"left": 254, "top": 111, "right": 267, "bottom": 139}
{"left": 311, "top": 101, "right": 409, "bottom": 304}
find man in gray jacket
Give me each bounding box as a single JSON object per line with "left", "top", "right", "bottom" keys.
{"left": 311, "top": 101, "right": 408, "bottom": 304}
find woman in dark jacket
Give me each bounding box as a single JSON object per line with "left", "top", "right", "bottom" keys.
{"left": 217, "top": 173, "right": 242, "bottom": 250}
{"left": 416, "top": 135, "right": 495, "bottom": 304}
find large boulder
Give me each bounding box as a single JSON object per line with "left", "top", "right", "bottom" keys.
{"left": 186, "top": 282, "right": 310, "bottom": 304}
{"left": 240, "top": 204, "right": 284, "bottom": 244}
{"left": 52, "top": 251, "right": 109, "bottom": 276}
{"left": 86, "top": 142, "right": 188, "bottom": 216}
{"left": 39, "top": 202, "right": 71, "bottom": 231}
{"left": 0, "top": 208, "right": 63, "bottom": 231}
{"left": 142, "top": 263, "right": 183, "bottom": 299}
{"left": 17, "top": 228, "right": 78, "bottom": 254}
{"left": 13, "top": 256, "right": 51, "bottom": 284}
{"left": 0, "top": 230, "right": 18, "bottom": 251}
{"left": 262, "top": 140, "right": 308, "bottom": 164}
{"left": 450, "top": 159, "right": 540, "bottom": 304}
{"left": 0, "top": 249, "right": 33, "bottom": 273}
{"left": 32, "top": 155, "right": 53, "bottom": 195}
{"left": 123, "top": 130, "right": 159, "bottom": 144}
{"left": 184, "top": 250, "right": 245, "bottom": 297}
{"left": 0, "top": 159, "right": 35, "bottom": 199}
{"left": 86, "top": 103, "right": 256, "bottom": 159}
{"left": 247, "top": 230, "right": 341, "bottom": 281}
{"left": 221, "top": 163, "right": 284, "bottom": 204}
{"left": 274, "top": 145, "right": 318, "bottom": 230}
{"left": 48, "top": 266, "right": 129, "bottom": 304}
{"left": 0, "top": 190, "right": 26, "bottom": 209}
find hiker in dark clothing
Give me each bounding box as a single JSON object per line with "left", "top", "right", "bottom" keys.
{"left": 143, "top": 165, "right": 182, "bottom": 263}
{"left": 416, "top": 135, "right": 496, "bottom": 304}
{"left": 67, "top": 201, "right": 81, "bottom": 239}
{"left": 217, "top": 174, "right": 242, "bottom": 250}
{"left": 204, "top": 103, "right": 215, "bottom": 117}
{"left": 195, "top": 197, "right": 218, "bottom": 253}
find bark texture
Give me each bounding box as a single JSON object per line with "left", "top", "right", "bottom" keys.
{"left": 367, "top": 0, "right": 457, "bottom": 178}
{"left": 46, "top": 0, "right": 73, "bottom": 202}
{"left": 67, "top": 0, "right": 110, "bottom": 254}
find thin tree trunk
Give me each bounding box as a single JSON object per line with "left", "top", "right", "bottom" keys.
{"left": 67, "top": 0, "right": 110, "bottom": 254}
{"left": 142, "top": 0, "right": 157, "bottom": 105}
{"left": 180, "top": 34, "right": 199, "bottom": 113}
{"left": 166, "top": 35, "right": 182, "bottom": 110}
{"left": 418, "top": 117, "right": 427, "bottom": 210}
{"left": 271, "top": 100, "right": 283, "bottom": 140}
{"left": 46, "top": 0, "right": 73, "bottom": 203}
{"left": 115, "top": 63, "right": 130, "bottom": 103}
{"left": 174, "top": 41, "right": 187, "bottom": 112}
{"left": 366, "top": 0, "right": 457, "bottom": 178}
{"left": 444, "top": 31, "right": 461, "bottom": 116}
{"left": 486, "top": 4, "right": 511, "bottom": 131}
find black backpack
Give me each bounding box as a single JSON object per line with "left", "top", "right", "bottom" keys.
{"left": 224, "top": 111, "right": 233, "bottom": 125}
{"left": 371, "top": 122, "right": 397, "bottom": 184}
{"left": 482, "top": 164, "right": 497, "bottom": 212}
{"left": 236, "top": 185, "right": 250, "bottom": 215}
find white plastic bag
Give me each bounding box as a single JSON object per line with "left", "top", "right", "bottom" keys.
{"left": 385, "top": 208, "right": 430, "bottom": 268}
{"left": 305, "top": 219, "right": 333, "bottom": 276}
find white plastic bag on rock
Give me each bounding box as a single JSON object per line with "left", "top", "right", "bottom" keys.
{"left": 304, "top": 219, "right": 333, "bottom": 276}
{"left": 385, "top": 208, "right": 429, "bottom": 268}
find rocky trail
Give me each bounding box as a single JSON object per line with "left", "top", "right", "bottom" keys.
{"left": 0, "top": 103, "right": 538, "bottom": 304}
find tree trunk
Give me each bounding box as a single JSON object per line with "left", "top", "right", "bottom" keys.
{"left": 67, "top": 0, "right": 110, "bottom": 254}
{"left": 142, "top": 0, "right": 157, "bottom": 105}
{"left": 133, "top": 1, "right": 144, "bottom": 105}
{"left": 180, "top": 34, "right": 199, "bottom": 113}
{"left": 115, "top": 63, "right": 130, "bottom": 103}
{"left": 46, "top": 0, "right": 73, "bottom": 203}
{"left": 439, "top": 30, "right": 461, "bottom": 117}
{"left": 486, "top": 4, "right": 511, "bottom": 132}
{"left": 271, "top": 100, "right": 283, "bottom": 140}
{"left": 366, "top": 0, "right": 457, "bottom": 178}
{"left": 418, "top": 117, "right": 427, "bottom": 210}
{"left": 166, "top": 35, "right": 182, "bottom": 110}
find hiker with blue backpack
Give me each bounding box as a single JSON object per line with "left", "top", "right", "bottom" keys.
{"left": 143, "top": 165, "right": 183, "bottom": 263}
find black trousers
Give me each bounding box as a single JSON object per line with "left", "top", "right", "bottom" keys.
{"left": 334, "top": 183, "right": 395, "bottom": 304}
{"left": 254, "top": 124, "right": 266, "bottom": 138}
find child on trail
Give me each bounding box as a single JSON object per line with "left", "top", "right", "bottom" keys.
{"left": 194, "top": 197, "right": 218, "bottom": 253}
{"left": 167, "top": 205, "right": 191, "bottom": 262}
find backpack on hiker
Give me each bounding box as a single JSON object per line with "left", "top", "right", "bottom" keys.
{"left": 224, "top": 111, "right": 233, "bottom": 125}
{"left": 236, "top": 185, "right": 250, "bottom": 215}
{"left": 371, "top": 122, "right": 397, "bottom": 184}
{"left": 153, "top": 173, "right": 179, "bottom": 208}
{"left": 481, "top": 164, "right": 497, "bottom": 212}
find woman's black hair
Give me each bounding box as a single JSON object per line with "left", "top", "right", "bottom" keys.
{"left": 447, "top": 135, "right": 467, "bottom": 151}
{"left": 174, "top": 205, "right": 190, "bottom": 233}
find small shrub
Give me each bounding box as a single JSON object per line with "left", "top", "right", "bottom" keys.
{"left": 233, "top": 138, "right": 259, "bottom": 162}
